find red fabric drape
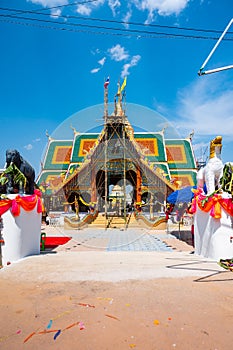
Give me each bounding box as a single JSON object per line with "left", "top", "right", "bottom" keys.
{"left": 0, "top": 191, "right": 42, "bottom": 217}
{"left": 0, "top": 200, "right": 12, "bottom": 216}
{"left": 191, "top": 189, "right": 233, "bottom": 219}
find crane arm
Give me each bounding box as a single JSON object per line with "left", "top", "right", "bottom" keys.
{"left": 198, "top": 18, "right": 233, "bottom": 76}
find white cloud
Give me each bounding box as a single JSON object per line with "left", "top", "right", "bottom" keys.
{"left": 122, "top": 7, "right": 132, "bottom": 29}
{"left": 76, "top": 4, "right": 92, "bottom": 16}
{"left": 29, "top": 0, "right": 104, "bottom": 16}
{"left": 50, "top": 8, "right": 62, "bottom": 17}
{"left": 108, "top": 44, "right": 129, "bottom": 61}
{"left": 76, "top": 0, "right": 121, "bottom": 17}
{"left": 91, "top": 48, "right": 101, "bottom": 56}
{"left": 175, "top": 76, "right": 233, "bottom": 137}
{"left": 121, "top": 63, "right": 131, "bottom": 78}
{"left": 108, "top": 0, "right": 121, "bottom": 16}
{"left": 91, "top": 56, "right": 106, "bottom": 74}
{"left": 98, "top": 57, "right": 106, "bottom": 66}
{"left": 28, "top": 0, "right": 67, "bottom": 17}
{"left": 29, "top": 0, "right": 189, "bottom": 20}
{"left": 121, "top": 54, "right": 141, "bottom": 77}
{"left": 76, "top": 0, "right": 105, "bottom": 15}
{"left": 28, "top": 0, "right": 68, "bottom": 7}
{"left": 107, "top": 43, "right": 140, "bottom": 77}
{"left": 24, "top": 144, "right": 33, "bottom": 151}
{"left": 108, "top": 44, "right": 140, "bottom": 77}
{"left": 91, "top": 68, "right": 100, "bottom": 74}
{"left": 132, "top": 0, "right": 189, "bottom": 21}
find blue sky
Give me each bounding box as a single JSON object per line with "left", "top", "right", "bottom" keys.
{"left": 0, "top": 0, "right": 233, "bottom": 177}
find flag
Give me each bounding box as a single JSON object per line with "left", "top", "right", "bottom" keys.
{"left": 104, "top": 77, "right": 110, "bottom": 89}
{"left": 120, "top": 76, "right": 127, "bottom": 92}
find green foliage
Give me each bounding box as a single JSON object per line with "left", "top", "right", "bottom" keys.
{"left": 220, "top": 163, "right": 233, "bottom": 195}
{"left": 0, "top": 175, "right": 7, "bottom": 185}
{"left": 0, "top": 163, "right": 27, "bottom": 189}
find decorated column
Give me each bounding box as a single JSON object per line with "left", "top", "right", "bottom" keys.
{"left": 191, "top": 189, "right": 233, "bottom": 260}
{"left": 0, "top": 190, "right": 42, "bottom": 265}
{"left": 136, "top": 166, "right": 142, "bottom": 212}
{"left": 90, "top": 161, "right": 97, "bottom": 211}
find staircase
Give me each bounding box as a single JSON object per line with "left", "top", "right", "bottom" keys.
{"left": 90, "top": 212, "right": 140, "bottom": 229}
{"left": 90, "top": 213, "right": 108, "bottom": 228}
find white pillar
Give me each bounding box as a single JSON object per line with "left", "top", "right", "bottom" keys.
{"left": 1, "top": 194, "right": 41, "bottom": 265}
{"left": 194, "top": 207, "right": 233, "bottom": 260}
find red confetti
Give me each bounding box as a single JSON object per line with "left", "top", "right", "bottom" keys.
{"left": 78, "top": 322, "right": 85, "bottom": 330}
{"left": 64, "top": 322, "right": 79, "bottom": 330}
{"left": 38, "top": 329, "right": 59, "bottom": 335}
{"left": 23, "top": 331, "right": 36, "bottom": 343}
{"left": 105, "top": 314, "right": 120, "bottom": 321}
{"left": 78, "top": 302, "right": 95, "bottom": 308}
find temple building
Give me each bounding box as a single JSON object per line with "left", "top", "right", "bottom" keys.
{"left": 36, "top": 82, "right": 197, "bottom": 228}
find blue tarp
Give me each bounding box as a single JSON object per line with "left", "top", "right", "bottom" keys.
{"left": 167, "top": 186, "right": 197, "bottom": 205}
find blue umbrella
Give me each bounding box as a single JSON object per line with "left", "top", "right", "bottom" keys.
{"left": 167, "top": 186, "right": 197, "bottom": 205}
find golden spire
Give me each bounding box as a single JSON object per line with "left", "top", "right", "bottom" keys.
{"left": 70, "top": 124, "right": 79, "bottom": 135}
{"left": 209, "top": 135, "right": 222, "bottom": 159}
{"left": 114, "top": 78, "right": 127, "bottom": 117}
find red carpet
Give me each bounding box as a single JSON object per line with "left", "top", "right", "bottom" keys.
{"left": 41, "top": 236, "right": 71, "bottom": 249}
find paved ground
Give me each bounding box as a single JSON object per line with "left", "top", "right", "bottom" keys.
{"left": 69, "top": 229, "right": 174, "bottom": 252}
{"left": 41, "top": 224, "right": 189, "bottom": 252}
{"left": 1, "top": 224, "right": 223, "bottom": 283}
{"left": 0, "top": 249, "right": 224, "bottom": 283}
{"left": 1, "top": 225, "right": 233, "bottom": 350}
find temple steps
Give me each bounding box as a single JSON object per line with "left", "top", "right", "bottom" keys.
{"left": 90, "top": 213, "right": 140, "bottom": 228}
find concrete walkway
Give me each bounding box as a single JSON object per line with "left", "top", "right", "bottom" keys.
{"left": 41, "top": 225, "right": 183, "bottom": 252}
{"left": 0, "top": 249, "right": 223, "bottom": 282}
{"left": 69, "top": 228, "right": 174, "bottom": 252}
{"left": 0, "top": 225, "right": 224, "bottom": 283}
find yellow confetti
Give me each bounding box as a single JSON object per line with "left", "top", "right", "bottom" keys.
{"left": 97, "top": 297, "right": 113, "bottom": 302}
{"left": 53, "top": 310, "right": 72, "bottom": 320}
{"left": 129, "top": 344, "right": 136, "bottom": 348}
{"left": 153, "top": 319, "right": 160, "bottom": 325}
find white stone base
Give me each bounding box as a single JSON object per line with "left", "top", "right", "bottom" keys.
{"left": 194, "top": 207, "right": 233, "bottom": 260}
{"left": 1, "top": 195, "right": 41, "bottom": 265}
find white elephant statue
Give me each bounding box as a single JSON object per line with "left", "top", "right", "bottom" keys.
{"left": 197, "top": 136, "right": 224, "bottom": 195}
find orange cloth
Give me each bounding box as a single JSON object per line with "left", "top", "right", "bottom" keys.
{"left": 0, "top": 191, "right": 42, "bottom": 217}
{"left": 191, "top": 189, "right": 233, "bottom": 219}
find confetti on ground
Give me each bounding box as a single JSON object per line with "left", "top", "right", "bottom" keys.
{"left": 23, "top": 331, "right": 36, "bottom": 343}
{"left": 97, "top": 297, "right": 114, "bottom": 304}
{"left": 0, "top": 329, "right": 22, "bottom": 342}
{"left": 105, "top": 314, "right": 120, "bottom": 321}
{"left": 64, "top": 322, "right": 81, "bottom": 331}
{"left": 46, "top": 319, "right": 53, "bottom": 329}
{"left": 54, "top": 329, "right": 61, "bottom": 340}
{"left": 38, "top": 329, "right": 59, "bottom": 335}
{"left": 78, "top": 322, "right": 85, "bottom": 330}
{"left": 153, "top": 319, "right": 160, "bottom": 326}
{"left": 53, "top": 310, "right": 72, "bottom": 320}
{"left": 24, "top": 321, "right": 85, "bottom": 343}
{"left": 78, "top": 302, "right": 95, "bottom": 308}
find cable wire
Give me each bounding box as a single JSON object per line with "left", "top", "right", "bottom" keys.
{"left": 1, "top": 12, "right": 233, "bottom": 41}
{"left": 0, "top": 5, "right": 233, "bottom": 36}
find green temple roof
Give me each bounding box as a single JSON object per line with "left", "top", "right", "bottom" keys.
{"left": 37, "top": 129, "right": 197, "bottom": 194}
